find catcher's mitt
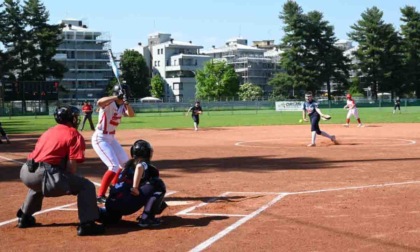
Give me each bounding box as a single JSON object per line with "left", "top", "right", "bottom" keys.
{"left": 321, "top": 114, "right": 331, "bottom": 121}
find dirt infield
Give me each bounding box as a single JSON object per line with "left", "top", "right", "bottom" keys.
{"left": 1, "top": 123, "right": 420, "bottom": 251}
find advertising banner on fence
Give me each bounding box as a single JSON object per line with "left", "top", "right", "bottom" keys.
{"left": 275, "top": 101, "right": 304, "bottom": 112}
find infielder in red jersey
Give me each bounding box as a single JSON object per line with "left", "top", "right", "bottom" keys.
{"left": 93, "top": 84, "right": 135, "bottom": 203}
{"left": 343, "top": 94, "right": 363, "bottom": 127}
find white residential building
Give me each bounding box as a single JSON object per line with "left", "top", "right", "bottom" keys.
{"left": 203, "top": 38, "right": 281, "bottom": 96}
{"left": 134, "top": 33, "right": 211, "bottom": 102}
{"left": 54, "top": 19, "right": 113, "bottom": 104}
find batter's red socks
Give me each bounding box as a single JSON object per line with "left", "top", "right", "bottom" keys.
{"left": 98, "top": 170, "right": 116, "bottom": 197}
{"left": 111, "top": 168, "right": 122, "bottom": 185}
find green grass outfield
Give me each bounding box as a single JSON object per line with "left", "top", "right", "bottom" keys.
{"left": 1, "top": 106, "right": 420, "bottom": 134}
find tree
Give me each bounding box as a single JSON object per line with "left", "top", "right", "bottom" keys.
{"left": 0, "top": 0, "right": 28, "bottom": 80}
{"left": 305, "top": 11, "right": 350, "bottom": 100}
{"left": 195, "top": 61, "right": 239, "bottom": 100}
{"left": 238, "top": 83, "right": 263, "bottom": 101}
{"left": 23, "top": 0, "right": 66, "bottom": 80}
{"left": 400, "top": 6, "right": 420, "bottom": 98}
{"left": 348, "top": 7, "right": 403, "bottom": 100}
{"left": 120, "top": 49, "right": 150, "bottom": 98}
{"left": 268, "top": 72, "right": 296, "bottom": 99}
{"left": 150, "top": 75, "right": 164, "bottom": 99}
{"left": 278, "top": 1, "right": 313, "bottom": 95}
{"left": 278, "top": 1, "right": 349, "bottom": 99}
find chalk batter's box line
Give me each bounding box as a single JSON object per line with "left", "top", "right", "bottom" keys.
{"left": 177, "top": 181, "right": 420, "bottom": 218}
{"left": 176, "top": 191, "right": 281, "bottom": 217}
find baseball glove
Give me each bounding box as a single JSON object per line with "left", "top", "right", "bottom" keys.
{"left": 321, "top": 114, "right": 331, "bottom": 121}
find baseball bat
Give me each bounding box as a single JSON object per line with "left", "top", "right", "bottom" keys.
{"left": 107, "top": 49, "right": 122, "bottom": 88}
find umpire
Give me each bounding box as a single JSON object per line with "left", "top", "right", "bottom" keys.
{"left": 17, "top": 106, "right": 105, "bottom": 236}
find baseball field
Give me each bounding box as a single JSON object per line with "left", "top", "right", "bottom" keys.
{"left": 1, "top": 107, "right": 420, "bottom": 251}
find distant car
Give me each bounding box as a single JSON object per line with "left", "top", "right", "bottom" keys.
{"left": 139, "top": 97, "right": 163, "bottom": 103}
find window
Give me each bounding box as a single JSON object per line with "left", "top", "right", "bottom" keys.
{"left": 173, "top": 82, "right": 183, "bottom": 90}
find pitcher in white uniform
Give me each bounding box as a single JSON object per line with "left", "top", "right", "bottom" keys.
{"left": 92, "top": 85, "right": 135, "bottom": 203}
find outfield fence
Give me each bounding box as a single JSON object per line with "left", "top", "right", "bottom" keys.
{"left": 1, "top": 98, "right": 419, "bottom": 116}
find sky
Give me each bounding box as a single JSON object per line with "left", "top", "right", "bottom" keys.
{"left": 41, "top": 0, "right": 420, "bottom": 53}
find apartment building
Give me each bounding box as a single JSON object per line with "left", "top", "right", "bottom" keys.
{"left": 135, "top": 33, "right": 211, "bottom": 102}
{"left": 203, "top": 38, "right": 281, "bottom": 96}
{"left": 53, "top": 19, "right": 113, "bottom": 104}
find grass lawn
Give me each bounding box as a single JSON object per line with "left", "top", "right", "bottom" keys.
{"left": 1, "top": 106, "right": 419, "bottom": 134}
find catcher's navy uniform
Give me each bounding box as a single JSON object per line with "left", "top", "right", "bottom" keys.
{"left": 101, "top": 160, "right": 166, "bottom": 224}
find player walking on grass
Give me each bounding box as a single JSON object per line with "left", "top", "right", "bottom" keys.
{"left": 343, "top": 94, "right": 363, "bottom": 127}
{"left": 17, "top": 106, "right": 105, "bottom": 236}
{"left": 98, "top": 140, "right": 167, "bottom": 227}
{"left": 302, "top": 92, "right": 337, "bottom": 147}
{"left": 187, "top": 101, "right": 203, "bottom": 131}
{"left": 92, "top": 85, "right": 135, "bottom": 203}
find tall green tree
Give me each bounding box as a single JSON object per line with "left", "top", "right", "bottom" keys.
{"left": 119, "top": 49, "right": 150, "bottom": 98}
{"left": 238, "top": 83, "right": 263, "bottom": 101}
{"left": 195, "top": 61, "right": 239, "bottom": 100}
{"left": 23, "top": 0, "right": 65, "bottom": 80}
{"left": 150, "top": 75, "right": 164, "bottom": 99}
{"left": 305, "top": 11, "right": 350, "bottom": 100}
{"left": 278, "top": 1, "right": 312, "bottom": 95}
{"left": 348, "top": 7, "right": 403, "bottom": 99}
{"left": 0, "top": 0, "right": 28, "bottom": 80}
{"left": 268, "top": 72, "right": 296, "bottom": 99}
{"left": 400, "top": 6, "right": 420, "bottom": 98}
{"left": 278, "top": 1, "right": 350, "bottom": 99}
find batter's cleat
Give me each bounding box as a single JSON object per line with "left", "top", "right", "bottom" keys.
{"left": 138, "top": 217, "right": 162, "bottom": 228}
{"left": 97, "top": 196, "right": 107, "bottom": 204}
{"left": 16, "top": 209, "right": 36, "bottom": 228}
{"left": 77, "top": 221, "right": 105, "bottom": 236}
{"left": 307, "top": 143, "right": 316, "bottom": 147}
{"left": 331, "top": 135, "right": 337, "bottom": 144}
{"left": 343, "top": 124, "right": 349, "bottom": 127}
{"left": 357, "top": 124, "right": 364, "bottom": 128}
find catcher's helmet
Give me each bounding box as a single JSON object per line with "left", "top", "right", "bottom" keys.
{"left": 130, "top": 139, "right": 153, "bottom": 160}
{"left": 346, "top": 93, "right": 352, "bottom": 99}
{"left": 112, "top": 84, "right": 131, "bottom": 98}
{"left": 54, "top": 106, "right": 81, "bottom": 128}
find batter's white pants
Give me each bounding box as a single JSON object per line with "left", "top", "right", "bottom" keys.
{"left": 92, "top": 131, "right": 129, "bottom": 172}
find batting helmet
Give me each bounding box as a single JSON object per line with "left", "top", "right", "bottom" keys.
{"left": 346, "top": 94, "right": 352, "bottom": 99}
{"left": 54, "top": 106, "right": 81, "bottom": 129}
{"left": 112, "top": 84, "right": 131, "bottom": 98}
{"left": 130, "top": 139, "right": 153, "bottom": 161}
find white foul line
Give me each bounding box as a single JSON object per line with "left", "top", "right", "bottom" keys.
{"left": 190, "top": 193, "right": 288, "bottom": 252}
{"left": 176, "top": 192, "right": 231, "bottom": 216}
{"left": 0, "top": 203, "right": 76, "bottom": 227}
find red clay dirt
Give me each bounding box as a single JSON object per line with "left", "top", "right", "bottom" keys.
{"left": 1, "top": 123, "right": 420, "bottom": 252}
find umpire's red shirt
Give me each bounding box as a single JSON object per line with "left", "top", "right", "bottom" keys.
{"left": 28, "top": 124, "right": 85, "bottom": 165}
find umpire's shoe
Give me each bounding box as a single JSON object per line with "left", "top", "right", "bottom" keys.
{"left": 16, "top": 209, "right": 36, "bottom": 228}
{"left": 77, "top": 221, "right": 105, "bottom": 236}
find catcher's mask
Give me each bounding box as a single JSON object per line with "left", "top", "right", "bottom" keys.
{"left": 54, "top": 106, "right": 81, "bottom": 129}
{"left": 130, "top": 139, "right": 153, "bottom": 161}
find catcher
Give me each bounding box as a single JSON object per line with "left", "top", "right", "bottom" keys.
{"left": 98, "top": 139, "right": 167, "bottom": 227}
{"left": 187, "top": 101, "right": 203, "bottom": 131}
{"left": 302, "top": 92, "right": 337, "bottom": 147}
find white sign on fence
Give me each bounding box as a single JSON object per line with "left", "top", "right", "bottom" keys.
{"left": 275, "top": 101, "right": 304, "bottom": 112}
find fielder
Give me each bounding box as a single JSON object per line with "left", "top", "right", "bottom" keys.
{"left": 0, "top": 121, "right": 11, "bottom": 144}
{"left": 92, "top": 84, "right": 135, "bottom": 203}
{"left": 343, "top": 94, "right": 363, "bottom": 127}
{"left": 187, "top": 101, "right": 203, "bottom": 131}
{"left": 98, "top": 140, "right": 167, "bottom": 227}
{"left": 302, "top": 92, "right": 337, "bottom": 147}
{"left": 393, "top": 96, "right": 401, "bottom": 114}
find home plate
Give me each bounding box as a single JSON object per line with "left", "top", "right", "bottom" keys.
{"left": 166, "top": 201, "right": 193, "bottom": 206}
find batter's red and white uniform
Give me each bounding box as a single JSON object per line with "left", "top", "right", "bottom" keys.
{"left": 346, "top": 98, "right": 360, "bottom": 119}
{"left": 92, "top": 102, "right": 129, "bottom": 172}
